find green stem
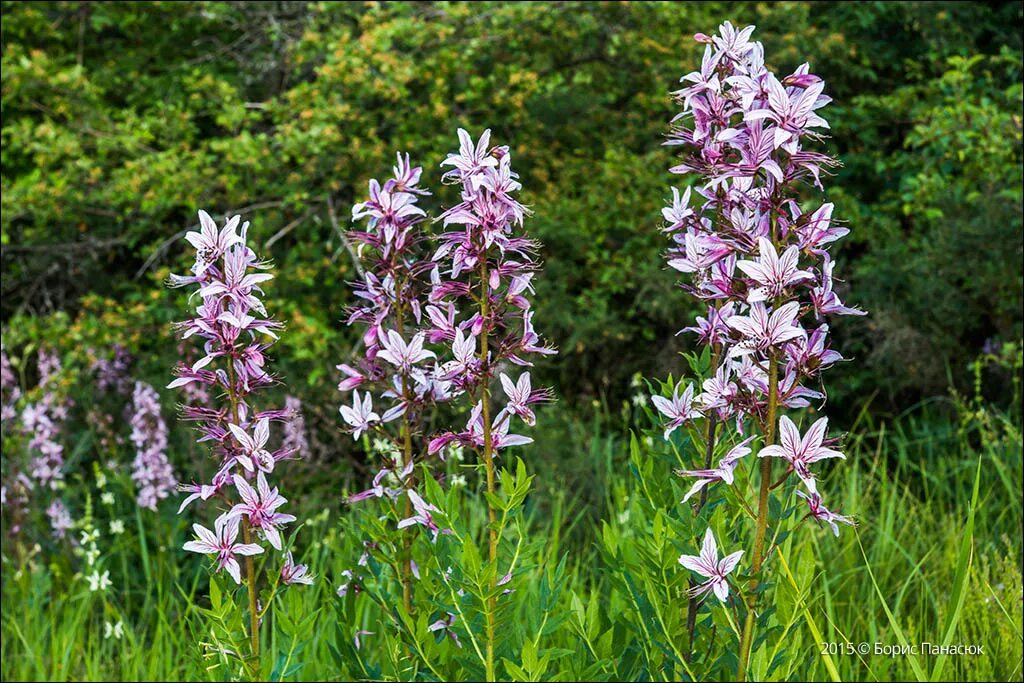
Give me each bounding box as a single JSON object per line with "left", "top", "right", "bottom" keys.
{"left": 394, "top": 271, "right": 415, "bottom": 614}
{"left": 478, "top": 257, "right": 497, "bottom": 683}
{"left": 685, "top": 343, "right": 721, "bottom": 661}
{"left": 736, "top": 353, "right": 779, "bottom": 681}
{"left": 227, "top": 355, "right": 260, "bottom": 678}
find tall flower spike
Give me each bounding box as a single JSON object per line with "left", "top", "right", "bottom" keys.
{"left": 129, "top": 381, "right": 176, "bottom": 511}
{"left": 168, "top": 209, "right": 308, "bottom": 672}
{"left": 654, "top": 21, "right": 864, "bottom": 680}
{"left": 428, "top": 128, "right": 556, "bottom": 680}
{"left": 339, "top": 153, "right": 448, "bottom": 615}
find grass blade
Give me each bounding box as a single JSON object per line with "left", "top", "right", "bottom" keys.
{"left": 929, "top": 457, "right": 981, "bottom": 681}
{"left": 856, "top": 531, "right": 928, "bottom": 682}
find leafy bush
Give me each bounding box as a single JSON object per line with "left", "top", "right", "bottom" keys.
{"left": 2, "top": 1, "right": 1021, "bottom": 414}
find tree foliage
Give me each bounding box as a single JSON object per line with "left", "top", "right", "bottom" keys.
{"left": 2, "top": 1, "right": 1021, "bottom": 415}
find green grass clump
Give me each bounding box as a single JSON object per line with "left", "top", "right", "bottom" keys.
{"left": 2, "top": 398, "right": 1021, "bottom": 681}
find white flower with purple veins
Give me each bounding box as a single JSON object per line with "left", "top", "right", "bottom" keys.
{"left": 183, "top": 513, "right": 264, "bottom": 584}
{"left": 726, "top": 301, "right": 804, "bottom": 356}
{"left": 397, "top": 489, "right": 450, "bottom": 541}
{"left": 441, "top": 128, "right": 499, "bottom": 183}
{"left": 280, "top": 551, "right": 315, "bottom": 585}
{"left": 500, "top": 372, "right": 537, "bottom": 426}
{"left": 352, "top": 178, "right": 426, "bottom": 223}
{"left": 796, "top": 489, "right": 856, "bottom": 536}
{"left": 340, "top": 390, "right": 380, "bottom": 440}
{"left": 228, "top": 418, "right": 274, "bottom": 472}
{"left": 661, "top": 186, "right": 694, "bottom": 232}
{"left": 811, "top": 257, "right": 866, "bottom": 318}
{"left": 668, "top": 231, "right": 731, "bottom": 274}
{"left": 389, "top": 151, "right": 428, "bottom": 194}
{"left": 786, "top": 324, "right": 844, "bottom": 374}
{"left": 684, "top": 301, "right": 736, "bottom": 347}
{"left": 184, "top": 210, "right": 243, "bottom": 276}
{"left": 736, "top": 237, "right": 814, "bottom": 302}
{"left": 476, "top": 155, "right": 527, "bottom": 223}
{"left": 506, "top": 273, "right": 535, "bottom": 309}
{"left": 676, "top": 436, "right": 755, "bottom": 503}
{"left": 651, "top": 381, "right": 703, "bottom": 440}
{"left": 724, "top": 41, "right": 767, "bottom": 109}
{"left": 347, "top": 463, "right": 408, "bottom": 503}
{"left": 229, "top": 472, "right": 296, "bottom": 550}
{"left": 711, "top": 21, "right": 756, "bottom": 62}
{"left": 489, "top": 412, "right": 534, "bottom": 450}
{"left": 217, "top": 310, "right": 281, "bottom": 340}
{"left": 678, "top": 528, "right": 744, "bottom": 602}
{"left": 696, "top": 364, "right": 738, "bottom": 417}
{"left": 798, "top": 203, "right": 849, "bottom": 253}
{"left": 441, "top": 328, "right": 478, "bottom": 380}
{"left": 376, "top": 330, "right": 436, "bottom": 373}
{"left": 674, "top": 46, "right": 722, "bottom": 110}
{"left": 352, "top": 180, "right": 425, "bottom": 246}
{"left": 511, "top": 310, "right": 557, "bottom": 365}
{"left": 177, "top": 481, "right": 219, "bottom": 514}
{"left": 758, "top": 416, "right": 845, "bottom": 493}
{"left": 745, "top": 72, "right": 831, "bottom": 149}
{"left": 199, "top": 248, "right": 274, "bottom": 314}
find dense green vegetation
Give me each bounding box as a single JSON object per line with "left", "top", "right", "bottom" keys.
{"left": 1, "top": 2, "right": 1022, "bottom": 681}
{"left": 1, "top": 375, "right": 1021, "bottom": 680}
{"left": 2, "top": 1, "right": 1021, "bottom": 414}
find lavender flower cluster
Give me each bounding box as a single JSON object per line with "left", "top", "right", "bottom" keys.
{"left": 338, "top": 132, "right": 556, "bottom": 534}
{"left": 168, "top": 211, "right": 307, "bottom": 585}
{"left": 653, "top": 21, "right": 864, "bottom": 599}
{"left": 129, "top": 381, "right": 176, "bottom": 511}
{"left": 23, "top": 349, "right": 70, "bottom": 491}
{"left": 1, "top": 347, "right": 74, "bottom": 539}
{"left": 92, "top": 345, "right": 134, "bottom": 395}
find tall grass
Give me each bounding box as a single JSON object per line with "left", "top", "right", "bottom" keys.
{"left": 2, "top": 399, "right": 1021, "bottom": 681}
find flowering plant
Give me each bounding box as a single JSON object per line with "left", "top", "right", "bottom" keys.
{"left": 168, "top": 210, "right": 311, "bottom": 677}
{"left": 1, "top": 346, "right": 74, "bottom": 541}
{"left": 335, "top": 131, "right": 557, "bottom": 680}
{"left": 606, "top": 21, "right": 864, "bottom": 681}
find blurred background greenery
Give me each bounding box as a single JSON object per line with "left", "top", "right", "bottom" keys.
{"left": 3, "top": 1, "right": 1021, "bottom": 434}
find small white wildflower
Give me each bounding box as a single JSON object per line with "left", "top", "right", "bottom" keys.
{"left": 103, "top": 620, "right": 124, "bottom": 640}
{"left": 109, "top": 520, "right": 125, "bottom": 535}
{"left": 80, "top": 529, "right": 100, "bottom": 545}
{"left": 449, "top": 473, "right": 467, "bottom": 488}
{"left": 96, "top": 472, "right": 108, "bottom": 489}
{"left": 631, "top": 394, "right": 647, "bottom": 407}
{"left": 85, "top": 546, "right": 101, "bottom": 566}
{"left": 87, "top": 570, "right": 111, "bottom": 592}
{"left": 101, "top": 492, "right": 115, "bottom": 506}
{"left": 446, "top": 444, "right": 465, "bottom": 462}
{"left": 371, "top": 438, "right": 400, "bottom": 458}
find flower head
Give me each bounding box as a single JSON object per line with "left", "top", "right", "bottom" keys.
{"left": 340, "top": 390, "right": 380, "bottom": 440}
{"left": 678, "top": 528, "right": 743, "bottom": 601}
{"left": 796, "top": 489, "right": 856, "bottom": 536}
{"left": 397, "top": 489, "right": 451, "bottom": 541}
{"left": 228, "top": 472, "right": 295, "bottom": 550}
{"left": 280, "top": 551, "right": 315, "bottom": 585}
{"left": 757, "top": 416, "right": 844, "bottom": 492}
{"left": 652, "top": 382, "right": 703, "bottom": 440}
{"left": 676, "top": 436, "right": 755, "bottom": 503}
{"left": 183, "top": 513, "right": 264, "bottom": 584}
